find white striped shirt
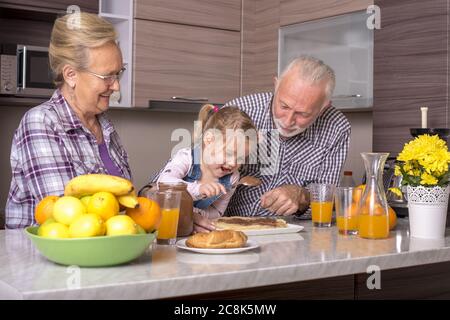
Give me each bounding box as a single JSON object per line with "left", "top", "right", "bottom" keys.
{"left": 224, "top": 92, "right": 351, "bottom": 218}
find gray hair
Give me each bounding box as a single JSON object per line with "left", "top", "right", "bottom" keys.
{"left": 278, "top": 55, "right": 336, "bottom": 100}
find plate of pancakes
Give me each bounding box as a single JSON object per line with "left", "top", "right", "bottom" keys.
{"left": 213, "top": 217, "right": 304, "bottom": 236}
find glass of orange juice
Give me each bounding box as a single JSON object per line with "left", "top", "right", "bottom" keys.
{"left": 335, "top": 187, "right": 359, "bottom": 235}
{"left": 149, "top": 191, "right": 182, "bottom": 245}
{"left": 309, "top": 183, "right": 335, "bottom": 227}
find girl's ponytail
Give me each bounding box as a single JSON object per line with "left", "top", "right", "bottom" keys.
{"left": 194, "top": 104, "right": 216, "bottom": 144}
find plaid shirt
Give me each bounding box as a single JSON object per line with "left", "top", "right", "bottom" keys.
{"left": 224, "top": 92, "right": 351, "bottom": 218}
{"left": 5, "top": 90, "right": 132, "bottom": 229}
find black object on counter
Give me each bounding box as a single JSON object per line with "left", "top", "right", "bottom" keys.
{"left": 410, "top": 128, "right": 450, "bottom": 140}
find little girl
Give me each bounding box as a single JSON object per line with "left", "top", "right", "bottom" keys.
{"left": 157, "top": 104, "right": 256, "bottom": 228}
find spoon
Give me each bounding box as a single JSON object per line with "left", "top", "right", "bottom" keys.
{"left": 232, "top": 176, "right": 262, "bottom": 189}
{"left": 210, "top": 176, "right": 261, "bottom": 216}
{"left": 200, "top": 176, "right": 261, "bottom": 200}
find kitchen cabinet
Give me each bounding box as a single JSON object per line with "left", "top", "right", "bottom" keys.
{"left": 241, "top": 0, "right": 280, "bottom": 95}
{"left": 280, "top": 0, "right": 372, "bottom": 26}
{"left": 133, "top": 19, "right": 240, "bottom": 107}
{"left": 134, "top": 0, "right": 241, "bottom": 31}
{"left": 372, "top": 0, "right": 448, "bottom": 155}
{"left": 241, "top": 0, "right": 373, "bottom": 96}
{"left": 278, "top": 10, "right": 373, "bottom": 109}
{"left": 0, "top": 0, "right": 98, "bottom": 13}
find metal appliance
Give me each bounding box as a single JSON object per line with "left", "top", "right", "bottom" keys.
{"left": 0, "top": 43, "right": 54, "bottom": 97}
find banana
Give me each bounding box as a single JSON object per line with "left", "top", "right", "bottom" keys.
{"left": 118, "top": 192, "right": 139, "bottom": 209}
{"left": 64, "top": 174, "right": 134, "bottom": 198}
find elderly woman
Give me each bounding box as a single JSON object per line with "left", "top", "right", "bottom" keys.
{"left": 5, "top": 12, "right": 131, "bottom": 229}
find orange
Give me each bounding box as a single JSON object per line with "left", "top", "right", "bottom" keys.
{"left": 126, "top": 197, "right": 161, "bottom": 232}
{"left": 348, "top": 203, "right": 359, "bottom": 216}
{"left": 87, "top": 191, "right": 119, "bottom": 221}
{"left": 35, "top": 195, "right": 59, "bottom": 225}
{"left": 389, "top": 206, "right": 397, "bottom": 230}
{"left": 352, "top": 185, "right": 365, "bottom": 204}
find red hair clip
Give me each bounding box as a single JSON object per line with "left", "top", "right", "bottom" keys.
{"left": 213, "top": 105, "right": 220, "bottom": 113}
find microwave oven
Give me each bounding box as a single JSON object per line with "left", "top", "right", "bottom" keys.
{"left": 0, "top": 44, "right": 54, "bottom": 97}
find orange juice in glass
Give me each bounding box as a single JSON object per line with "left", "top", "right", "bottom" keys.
{"left": 309, "top": 183, "right": 336, "bottom": 227}
{"left": 148, "top": 191, "right": 181, "bottom": 245}
{"left": 157, "top": 208, "right": 180, "bottom": 240}
{"left": 335, "top": 187, "right": 359, "bottom": 235}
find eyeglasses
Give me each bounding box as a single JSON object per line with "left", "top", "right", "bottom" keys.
{"left": 83, "top": 66, "right": 126, "bottom": 85}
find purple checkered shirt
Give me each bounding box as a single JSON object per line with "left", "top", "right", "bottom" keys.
{"left": 5, "top": 90, "right": 132, "bottom": 229}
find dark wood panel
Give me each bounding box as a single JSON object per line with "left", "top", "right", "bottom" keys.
{"left": 0, "top": 0, "right": 98, "bottom": 13}
{"left": 241, "top": 0, "right": 280, "bottom": 96}
{"left": 134, "top": 20, "right": 240, "bottom": 107}
{"left": 374, "top": 0, "right": 447, "bottom": 100}
{"left": 280, "top": 0, "right": 372, "bottom": 26}
{"left": 356, "top": 261, "right": 450, "bottom": 299}
{"left": 0, "top": 18, "right": 53, "bottom": 47}
{"left": 172, "top": 275, "right": 354, "bottom": 300}
{"left": 135, "top": 0, "right": 241, "bottom": 31}
{"left": 373, "top": 97, "right": 447, "bottom": 155}
{"left": 373, "top": 0, "right": 448, "bottom": 154}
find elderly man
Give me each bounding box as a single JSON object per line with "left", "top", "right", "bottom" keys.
{"left": 220, "top": 55, "right": 351, "bottom": 220}
{"left": 146, "top": 56, "right": 350, "bottom": 232}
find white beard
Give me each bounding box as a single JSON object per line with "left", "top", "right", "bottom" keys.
{"left": 273, "top": 116, "right": 307, "bottom": 138}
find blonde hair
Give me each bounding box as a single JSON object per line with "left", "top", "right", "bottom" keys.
{"left": 278, "top": 55, "right": 336, "bottom": 100}
{"left": 49, "top": 12, "right": 118, "bottom": 87}
{"left": 194, "top": 104, "right": 256, "bottom": 144}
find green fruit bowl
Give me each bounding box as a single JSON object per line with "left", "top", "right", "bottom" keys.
{"left": 25, "top": 226, "right": 157, "bottom": 267}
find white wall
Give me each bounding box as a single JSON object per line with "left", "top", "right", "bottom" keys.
{"left": 342, "top": 111, "right": 373, "bottom": 184}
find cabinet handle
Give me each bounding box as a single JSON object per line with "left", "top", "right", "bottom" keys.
{"left": 332, "top": 94, "right": 362, "bottom": 98}
{"left": 172, "top": 96, "right": 209, "bottom": 102}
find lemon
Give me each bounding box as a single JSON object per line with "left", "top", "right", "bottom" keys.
{"left": 38, "top": 222, "right": 70, "bottom": 239}
{"left": 87, "top": 192, "right": 119, "bottom": 221}
{"left": 136, "top": 224, "right": 146, "bottom": 234}
{"left": 69, "top": 213, "right": 105, "bottom": 238}
{"left": 105, "top": 215, "right": 137, "bottom": 236}
{"left": 53, "top": 196, "right": 86, "bottom": 226}
{"left": 80, "top": 195, "right": 92, "bottom": 208}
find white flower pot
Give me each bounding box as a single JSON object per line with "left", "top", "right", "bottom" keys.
{"left": 407, "top": 185, "right": 450, "bottom": 239}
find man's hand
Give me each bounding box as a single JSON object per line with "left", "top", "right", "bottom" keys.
{"left": 199, "top": 182, "right": 227, "bottom": 198}
{"left": 260, "top": 184, "right": 310, "bottom": 215}
{"left": 193, "top": 211, "right": 216, "bottom": 233}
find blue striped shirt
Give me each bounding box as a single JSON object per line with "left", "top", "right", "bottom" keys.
{"left": 224, "top": 92, "right": 351, "bottom": 218}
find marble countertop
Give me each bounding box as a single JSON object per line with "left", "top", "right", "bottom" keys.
{"left": 1, "top": 218, "right": 450, "bottom": 300}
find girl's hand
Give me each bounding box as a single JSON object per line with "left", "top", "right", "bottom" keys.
{"left": 199, "top": 182, "right": 227, "bottom": 198}
{"left": 193, "top": 211, "right": 216, "bottom": 233}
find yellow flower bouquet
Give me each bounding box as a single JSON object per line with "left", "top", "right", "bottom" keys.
{"left": 391, "top": 135, "right": 450, "bottom": 195}
{"left": 393, "top": 134, "right": 450, "bottom": 239}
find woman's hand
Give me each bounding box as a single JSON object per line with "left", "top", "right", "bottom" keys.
{"left": 193, "top": 211, "right": 216, "bottom": 233}
{"left": 199, "top": 182, "right": 227, "bottom": 198}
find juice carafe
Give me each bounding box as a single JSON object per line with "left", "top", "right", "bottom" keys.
{"left": 358, "top": 152, "right": 390, "bottom": 239}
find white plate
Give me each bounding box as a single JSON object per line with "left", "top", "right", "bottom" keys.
{"left": 176, "top": 239, "right": 259, "bottom": 254}
{"left": 218, "top": 223, "right": 304, "bottom": 236}
{"left": 177, "top": 251, "right": 260, "bottom": 264}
